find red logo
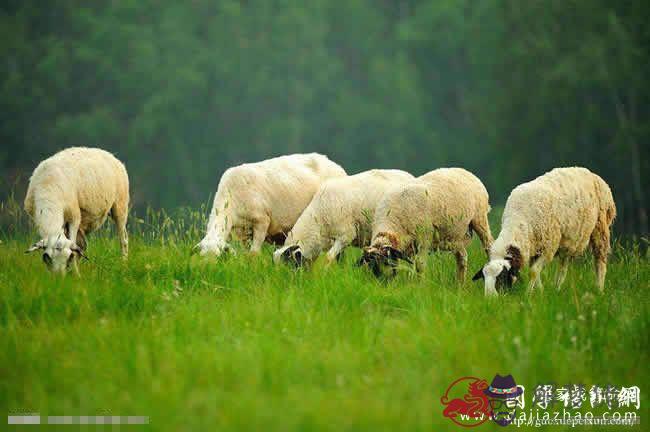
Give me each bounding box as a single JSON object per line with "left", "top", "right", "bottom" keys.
{"left": 441, "top": 376, "right": 492, "bottom": 427}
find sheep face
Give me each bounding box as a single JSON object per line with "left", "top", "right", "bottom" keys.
{"left": 26, "top": 235, "right": 85, "bottom": 274}
{"left": 193, "top": 237, "right": 230, "bottom": 257}
{"left": 472, "top": 259, "right": 518, "bottom": 295}
{"left": 358, "top": 246, "right": 412, "bottom": 278}
{"left": 274, "top": 245, "right": 304, "bottom": 267}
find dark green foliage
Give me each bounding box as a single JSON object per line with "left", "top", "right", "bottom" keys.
{"left": 1, "top": 1, "right": 648, "bottom": 235}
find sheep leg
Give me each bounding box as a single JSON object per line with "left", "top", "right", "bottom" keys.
{"left": 63, "top": 206, "right": 81, "bottom": 242}
{"left": 76, "top": 228, "right": 87, "bottom": 252}
{"left": 110, "top": 201, "right": 129, "bottom": 259}
{"left": 471, "top": 216, "right": 493, "bottom": 257}
{"left": 454, "top": 248, "right": 468, "bottom": 282}
{"left": 68, "top": 228, "right": 88, "bottom": 276}
{"left": 527, "top": 257, "right": 546, "bottom": 294}
{"left": 250, "top": 216, "right": 270, "bottom": 254}
{"left": 326, "top": 237, "right": 350, "bottom": 264}
{"left": 555, "top": 255, "right": 570, "bottom": 290}
{"left": 590, "top": 221, "right": 611, "bottom": 292}
{"left": 594, "top": 259, "right": 607, "bottom": 293}
{"left": 66, "top": 209, "right": 82, "bottom": 274}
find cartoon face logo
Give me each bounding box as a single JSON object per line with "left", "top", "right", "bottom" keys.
{"left": 441, "top": 373, "right": 525, "bottom": 427}
{"left": 441, "top": 377, "right": 492, "bottom": 427}
{"left": 483, "top": 374, "right": 525, "bottom": 427}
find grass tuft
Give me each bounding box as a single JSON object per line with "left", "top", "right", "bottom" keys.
{"left": 0, "top": 208, "right": 648, "bottom": 430}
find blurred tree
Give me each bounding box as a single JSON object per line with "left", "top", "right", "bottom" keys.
{"left": 486, "top": 0, "right": 649, "bottom": 235}
{"left": 1, "top": 0, "right": 648, "bottom": 235}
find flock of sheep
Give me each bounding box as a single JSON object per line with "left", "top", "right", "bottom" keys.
{"left": 23, "top": 147, "right": 616, "bottom": 296}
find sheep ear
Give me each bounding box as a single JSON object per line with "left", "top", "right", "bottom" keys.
{"left": 25, "top": 239, "right": 46, "bottom": 253}
{"left": 472, "top": 267, "right": 485, "bottom": 281}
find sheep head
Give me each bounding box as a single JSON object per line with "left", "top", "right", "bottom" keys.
{"left": 192, "top": 236, "right": 230, "bottom": 257}
{"left": 472, "top": 246, "right": 522, "bottom": 295}
{"left": 357, "top": 245, "right": 412, "bottom": 278}
{"left": 25, "top": 234, "right": 87, "bottom": 274}
{"left": 273, "top": 245, "right": 304, "bottom": 268}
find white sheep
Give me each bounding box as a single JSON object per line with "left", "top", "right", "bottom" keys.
{"left": 273, "top": 169, "right": 414, "bottom": 265}
{"left": 472, "top": 167, "right": 616, "bottom": 296}
{"left": 194, "top": 153, "right": 347, "bottom": 256}
{"left": 24, "top": 147, "right": 130, "bottom": 274}
{"left": 359, "top": 168, "right": 493, "bottom": 281}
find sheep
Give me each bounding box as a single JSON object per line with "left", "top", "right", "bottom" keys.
{"left": 472, "top": 167, "right": 616, "bottom": 296}
{"left": 273, "top": 169, "right": 415, "bottom": 266}
{"left": 358, "top": 168, "right": 493, "bottom": 281}
{"left": 24, "top": 147, "right": 130, "bottom": 274}
{"left": 194, "top": 153, "right": 347, "bottom": 256}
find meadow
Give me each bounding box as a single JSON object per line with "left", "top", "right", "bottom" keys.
{"left": 0, "top": 204, "right": 648, "bottom": 431}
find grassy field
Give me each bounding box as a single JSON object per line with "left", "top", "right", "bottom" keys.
{"left": 0, "top": 208, "right": 648, "bottom": 431}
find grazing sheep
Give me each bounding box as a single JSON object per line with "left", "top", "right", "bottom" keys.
{"left": 359, "top": 168, "right": 493, "bottom": 281}
{"left": 24, "top": 147, "right": 130, "bottom": 274}
{"left": 273, "top": 169, "right": 414, "bottom": 266}
{"left": 472, "top": 167, "right": 616, "bottom": 296}
{"left": 194, "top": 153, "right": 347, "bottom": 256}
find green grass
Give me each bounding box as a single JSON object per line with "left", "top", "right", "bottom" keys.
{"left": 0, "top": 212, "right": 648, "bottom": 431}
